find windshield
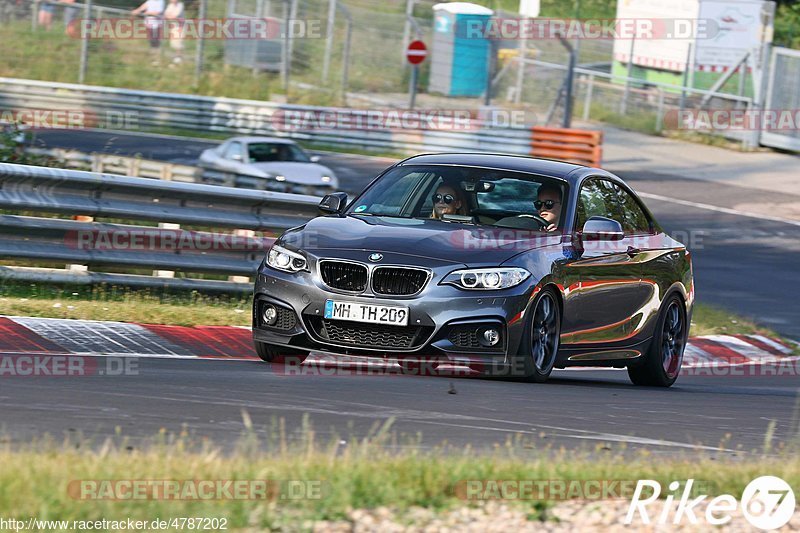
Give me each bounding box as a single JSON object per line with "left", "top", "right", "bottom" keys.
{"left": 347, "top": 165, "right": 568, "bottom": 231}
{"left": 247, "top": 142, "right": 311, "bottom": 163}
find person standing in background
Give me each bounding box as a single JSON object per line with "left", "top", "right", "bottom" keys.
{"left": 37, "top": 0, "right": 55, "bottom": 30}
{"left": 61, "top": 0, "right": 78, "bottom": 32}
{"left": 163, "top": 0, "right": 184, "bottom": 65}
{"left": 132, "top": 0, "right": 164, "bottom": 63}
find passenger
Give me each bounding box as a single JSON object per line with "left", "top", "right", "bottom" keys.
{"left": 535, "top": 183, "right": 562, "bottom": 232}
{"left": 430, "top": 183, "right": 467, "bottom": 219}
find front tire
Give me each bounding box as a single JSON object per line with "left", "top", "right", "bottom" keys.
{"left": 627, "top": 295, "right": 686, "bottom": 387}
{"left": 516, "top": 288, "right": 561, "bottom": 383}
{"left": 254, "top": 341, "right": 309, "bottom": 364}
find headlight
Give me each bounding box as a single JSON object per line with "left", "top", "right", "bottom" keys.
{"left": 267, "top": 244, "right": 308, "bottom": 273}
{"left": 441, "top": 267, "right": 530, "bottom": 290}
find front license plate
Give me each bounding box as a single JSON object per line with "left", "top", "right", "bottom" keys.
{"left": 324, "top": 300, "right": 409, "bottom": 326}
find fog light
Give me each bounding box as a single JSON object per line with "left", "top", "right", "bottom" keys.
{"left": 262, "top": 304, "right": 278, "bottom": 326}
{"left": 479, "top": 328, "right": 500, "bottom": 347}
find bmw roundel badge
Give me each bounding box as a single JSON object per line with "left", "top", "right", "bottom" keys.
{"left": 369, "top": 253, "right": 383, "bottom": 262}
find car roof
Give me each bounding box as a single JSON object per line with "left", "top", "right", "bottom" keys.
{"left": 396, "top": 153, "right": 615, "bottom": 186}
{"left": 223, "top": 136, "right": 297, "bottom": 144}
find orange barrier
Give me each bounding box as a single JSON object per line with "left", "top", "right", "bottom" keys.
{"left": 530, "top": 127, "right": 603, "bottom": 167}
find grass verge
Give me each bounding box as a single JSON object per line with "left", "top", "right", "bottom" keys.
{"left": 1, "top": 421, "right": 799, "bottom": 529}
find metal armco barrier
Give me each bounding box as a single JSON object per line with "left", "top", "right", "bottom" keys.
{"left": 0, "top": 77, "right": 533, "bottom": 156}
{"left": 25, "top": 147, "right": 202, "bottom": 183}
{"left": 530, "top": 127, "right": 603, "bottom": 167}
{"left": 0, "top": 163, "right": 322, "bottom": 293}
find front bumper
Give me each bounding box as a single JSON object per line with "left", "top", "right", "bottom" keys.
{"left": 252, "top": 259, "right": 535, "bottom": 366}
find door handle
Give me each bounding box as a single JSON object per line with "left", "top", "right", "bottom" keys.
{"left": 626, "top": 246, "right": 640, "bottom": 258}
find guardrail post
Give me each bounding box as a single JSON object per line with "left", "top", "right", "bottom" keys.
{"left": 153, "top": 223, "right": 180, "bottom": 278}
{"left": 228, "top": 229, "right": 255, "bottom": 283}
{"left": 67, "top": 215, "right": 94, "bottom": 272}
{"left": 160, "top": 164, "right": 174, "bottom": 181}
{"left": 127, "top": 158, "right": 141, "bottom": 177}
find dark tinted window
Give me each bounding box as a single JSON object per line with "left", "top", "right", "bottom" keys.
{"left": 576, "top": 179, "right": 624, "bottom": 229}
{"left": 576, "top": 179, "right": 652, "bottom": 234}
{"left": 348, "top": 165, "right": 567, "bottom": 229}
{"left": 475, "top": 178, "right": 541, "bottom": 212}
{"left": 617, "top": 186, "right": 652, "bottom": 234}
{"left": 247, "top": 142, "right": 310, "bottom": 163}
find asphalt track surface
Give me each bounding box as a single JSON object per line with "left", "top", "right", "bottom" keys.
{"left": 2, "top": 357, "right": 799, "bottom": 455}
{"left": 5, "top": 129, "right": 797, "bottom": 453}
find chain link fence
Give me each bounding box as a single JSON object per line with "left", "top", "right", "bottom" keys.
{"left": 0, "top": 0, "right": 438, "bottom": 104}
{"left": 0, "top": 0, "right": 793, "bottom": 151}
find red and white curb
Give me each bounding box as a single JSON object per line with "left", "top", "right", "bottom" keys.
{"left": 0, "top": 316, "right": 797, "bottom": 372}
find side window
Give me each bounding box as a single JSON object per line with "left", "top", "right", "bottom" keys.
{"left": 617, "top": 187, "right": 652, "bottom": 234}
{"left": 576, "top": 179, "right": 624, "bottom": 229}
{"left": 577, "top": 179, "right": 651, "bottom": 234}
{"left": 223, "top": 142, "right": 244, "bottom": 160}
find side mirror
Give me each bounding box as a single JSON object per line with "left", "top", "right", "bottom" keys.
{"left": 319, "top": 192, "right": 348, "bottom": 215}
{"left": 309, "top": 155, "right": 321, "bottom": 163}
{"left": 230, "top": 154, "right": 243, "bottom": 161}
{"left": 581, "top": 216, "right": 624, "bottom": 241}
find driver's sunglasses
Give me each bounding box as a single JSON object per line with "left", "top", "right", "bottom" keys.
{"left": 432, "top": 193, "right": 455, "bottom": 205}
{"left": 534, "top": 199, "right": 559, "bottom": 210}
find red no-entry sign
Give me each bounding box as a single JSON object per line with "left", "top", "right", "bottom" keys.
{"left": 406, "top": 40, "right": 428, "bottom": 65}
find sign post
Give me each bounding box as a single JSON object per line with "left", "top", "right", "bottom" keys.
{"left": 406, "top": 40, "right": 427, "bottom": 110}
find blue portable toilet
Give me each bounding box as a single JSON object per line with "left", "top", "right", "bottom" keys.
{"left": 429, "top": 2, "right": 494, "bottom": 97}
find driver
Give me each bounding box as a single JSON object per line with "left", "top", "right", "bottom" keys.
{"left": 430, "top": 183, "right": 467, "bottom": 219}
{"left": 535, "top": 183, "right": 562, "bottom": 232}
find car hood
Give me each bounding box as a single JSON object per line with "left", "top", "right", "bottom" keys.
{"left": 248, "top": 162, "right": 335, "bottom": 185}
{"left": 280, "top": 215, "right": 562, "bottom": 267}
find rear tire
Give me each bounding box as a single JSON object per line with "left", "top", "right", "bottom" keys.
{"left": 254, "top": 341, "right": 309, "bottom": 364}
{"left": 627, "top": 294, "right": 686, "bottom": 387}
{"left": 516, "top": 288, "right": 561, "bottom": 383}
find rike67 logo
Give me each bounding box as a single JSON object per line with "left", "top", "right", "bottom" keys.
{"left": 626, "top": 476, "right": 796, "bottom": 529}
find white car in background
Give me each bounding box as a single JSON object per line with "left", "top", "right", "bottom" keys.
{"left": 198, "top": 136, "right": 338, "bottom": 195}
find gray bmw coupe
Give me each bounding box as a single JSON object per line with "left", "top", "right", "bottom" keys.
{"left": 252, "top": 153, "right": 694, "bottom": 386}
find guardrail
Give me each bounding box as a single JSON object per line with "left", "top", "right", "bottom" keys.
{"left": 24, "top": 147, "right": 335, "bottom": 195}
{"left": 25, "top": 147, "right": 201, "bottom": 182}
{"left": 530, "top": 127, "right": 603, "bottom": 167}
{"left": 0, "top": 77, "right": 533, "bottom": 155}
{"left": 0, "top": 162, "right": 322, "bottom": 293}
